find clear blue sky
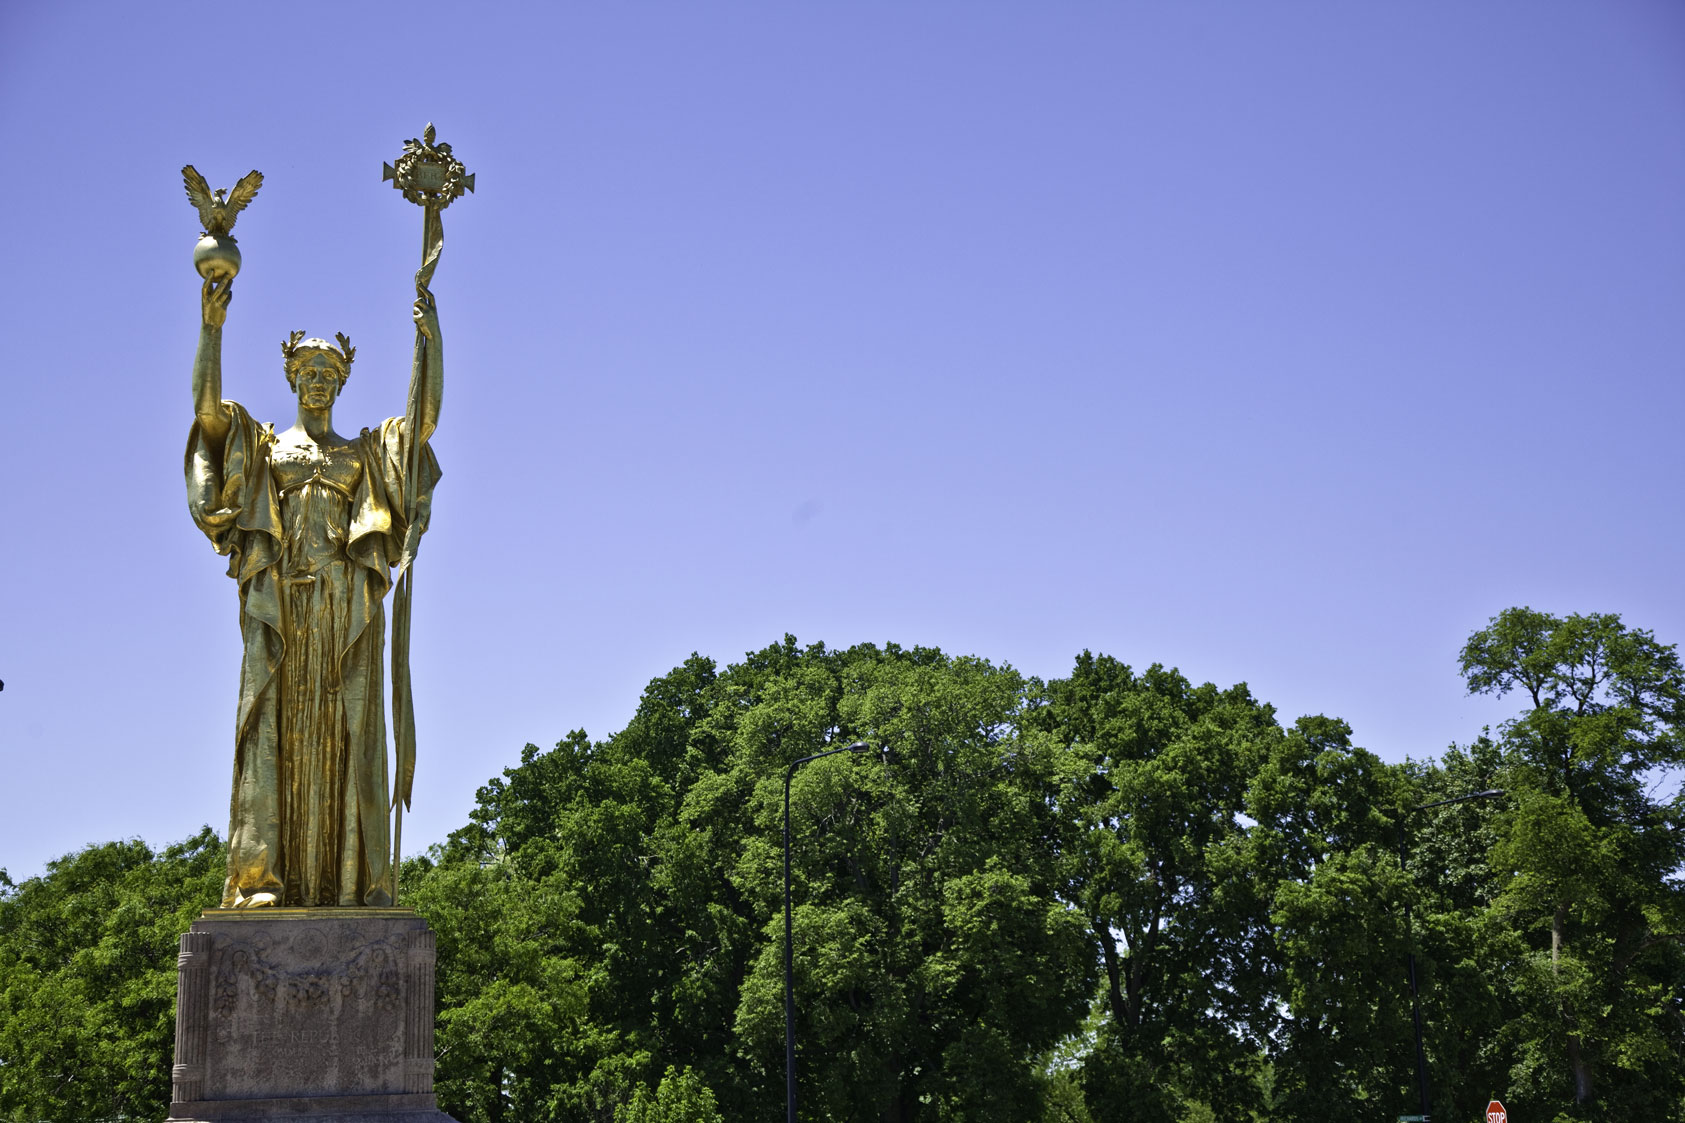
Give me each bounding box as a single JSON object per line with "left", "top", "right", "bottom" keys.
{"left": 2, "top": 2, "right": 1682, "bottom": 880}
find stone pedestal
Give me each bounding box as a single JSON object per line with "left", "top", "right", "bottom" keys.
{"left": 166, "top": 908, "right": 457, "bottom": 1122}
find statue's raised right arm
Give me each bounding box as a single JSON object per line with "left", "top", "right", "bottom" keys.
{"left": 410, "top": 281, "right": 442, "bottom": 444}
{"left": 193, "top": 278, "right": 234, "bottom": 446}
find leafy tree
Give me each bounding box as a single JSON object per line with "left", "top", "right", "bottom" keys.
{"left": 16, "top": 616, "right": 1674, "bottom": 1123}
{"left": 0, "top": 828, "right": 223, "bottom": 1123}
{"left": 1457, "top": 607, "right": 1685, "bottom": 1118}
{"left": 614, "top": 1066, "right": 723, "bottom": 1123}
{"left": 728, "top": 643, "right": 1094, "bottom": 1123}
{"left": 1244, "top": 715, "right": 1415, "bottom": 1122}
{"left": 403, "top": 831, "right": 598, "bottom": 1123}
{"left": 1394, "top": 739, "right": 1525, "bottom": 1123}
{"left": 411, "top": 718, "right": 685, "bottom": 1123}
{"left": 1030, "top": 653, "right": 1290, "bottom": 1122}
{"left": 414, "top": 637, "right": 1093, "bottom": 1123}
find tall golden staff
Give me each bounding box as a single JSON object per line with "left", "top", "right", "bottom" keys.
{"left": 383, "top": 124, "right": 474, "bottom": 900}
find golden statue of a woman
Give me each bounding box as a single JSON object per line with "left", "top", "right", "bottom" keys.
{"left": 185, "top": 247, "right": 443, "bottom": 909}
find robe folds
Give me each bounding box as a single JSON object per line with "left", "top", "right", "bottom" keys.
{"left": 186, "top": 402, "right": 440, "bottom": 907}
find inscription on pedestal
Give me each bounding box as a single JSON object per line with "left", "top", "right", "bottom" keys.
{"left": 206, "top": 925, "right": 403, "bottom": 1097}
{"left": 169, "top": 909, "right": 448, "bottom": 1119}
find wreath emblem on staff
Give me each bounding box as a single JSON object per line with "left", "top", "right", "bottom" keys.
{"left": 382, "top": 123, "right": 475, "bottom": 210}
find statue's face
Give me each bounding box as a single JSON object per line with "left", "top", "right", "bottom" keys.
{"left": 292, "top": 352, "right": 344, "bottom": 409}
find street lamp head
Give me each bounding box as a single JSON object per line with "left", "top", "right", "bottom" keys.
{"left": 1414, "top": 788, "right": 1507, "bottom": 812}
{"left": 846, "top": 741, "right": 894, "bottom": 766}
{"left": 842, "top": 741, "right": 893, "bottom": 764}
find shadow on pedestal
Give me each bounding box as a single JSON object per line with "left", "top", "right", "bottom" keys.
{"left": 167, "top": 908, "right": 458, "bottom": 1123}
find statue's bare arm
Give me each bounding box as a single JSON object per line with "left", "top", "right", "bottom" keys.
{"left": 193, "top": 279, "right": 233, "bottom": 444}
{"left": 411, "top": 283, "right": 443, "bottom": 443}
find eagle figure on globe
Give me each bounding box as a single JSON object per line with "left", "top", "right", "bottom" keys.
{"left": 181, "top": 165, "right": 264, "bottom": 282}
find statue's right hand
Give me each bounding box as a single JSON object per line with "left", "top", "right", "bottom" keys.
{"left": 201, "top": 278, "right": 233, "bottom": 329}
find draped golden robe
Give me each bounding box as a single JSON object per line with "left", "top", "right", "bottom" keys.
{"left": 187, "top": 403, "right": 440, "bottom": 907}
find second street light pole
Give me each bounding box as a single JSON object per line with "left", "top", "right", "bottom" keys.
{"left": 1399, "top": 787, "right": 1504, "bottom": 1123}
{"left": 784, "top": 741, "right": 877, "bottom": 1123}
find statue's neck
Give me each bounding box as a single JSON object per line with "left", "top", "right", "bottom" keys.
{"left": 293, "top": 404, "right": 344, "bottom": 445}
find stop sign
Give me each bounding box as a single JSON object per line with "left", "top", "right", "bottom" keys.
{"left": 1486, "top": 1101, "right": 1507, "bottom": 1123}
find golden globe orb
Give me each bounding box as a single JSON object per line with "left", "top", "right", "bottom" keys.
{"left": 194, "top": 234, "right": 242, "bottom": 282}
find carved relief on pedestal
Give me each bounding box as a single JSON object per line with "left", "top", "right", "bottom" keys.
{"left": 169, "top": 911, "right": 442, "bottom": 1113}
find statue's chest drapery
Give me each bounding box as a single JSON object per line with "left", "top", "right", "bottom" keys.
{"left": 269, "top": 437, "right": 365, "bottom": 575}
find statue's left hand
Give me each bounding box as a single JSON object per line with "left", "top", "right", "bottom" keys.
{"left": 412, "top": 285, "right": 437, "bottom": 341}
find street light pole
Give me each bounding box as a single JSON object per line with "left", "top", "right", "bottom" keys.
{"left": 784, "top": 741, "right": 876, "bottom": 1123}
{"left": 1399, "top": 788, "right": 1504, "bottom": 1123}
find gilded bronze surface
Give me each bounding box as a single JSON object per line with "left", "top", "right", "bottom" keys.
{"left": 185, "top": 132, "right": 468, "bottom": 908}
{"left": 181, "top": 165, "right": 263, "bottom": 282}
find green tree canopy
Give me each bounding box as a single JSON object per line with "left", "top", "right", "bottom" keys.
{"left": 416, "top": 637, "right": 1094, "bottom": 1123}
{"left": 0, "top": 828, "right": 223, "bottom": 1123}
{"left": 4, "top": 614, "right": 1680, "bottom": 1123}
{"left": 1455, "top": 607, "right": 1685, "bottom": 1117}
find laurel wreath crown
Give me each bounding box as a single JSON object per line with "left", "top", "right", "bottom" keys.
{"left": 281, "top": 330, "right": 356, "bottom": 387}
